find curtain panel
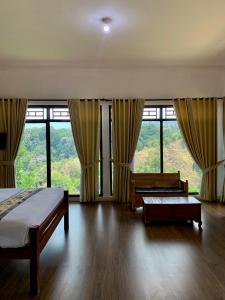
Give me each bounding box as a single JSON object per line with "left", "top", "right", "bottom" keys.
{"left": 112, "top": 99, "right": 145, "bottom": 203}
{"left": 0, "top": 99, "right": 28, "bottom": 188}
{"left": 68, "top": 99, "right": 100, "bottom": 202}
{"left": 222, "top": 99, "right": 225, "bottom": 203}
{"left": 173, "top": 98, "right": 217, "bottom": 201}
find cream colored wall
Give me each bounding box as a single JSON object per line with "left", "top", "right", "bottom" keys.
{"left": 0, "top": 66, "right": 224, "bottom": 99}
{"left": 217, "top": 100, "right": 224, "bottom": 200}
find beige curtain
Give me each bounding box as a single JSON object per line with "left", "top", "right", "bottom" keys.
{"left": 222, "top": 99, "right": 225, "bottom": 202}
{"left": 0, "top": 99, "right": 28, "bottom": 188}
{"left": 173, "top": 98, "right": 217, "bottom": 201}
{"left": 68, "top": 99, "right": 100, "bottom": 202}
{"left": 112, "top": 99, "right": 145, "bottom": 203}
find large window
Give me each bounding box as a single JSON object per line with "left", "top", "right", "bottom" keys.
{"left": 16, "top": 103, "right": 201, "bottom": 196}
{"left": 133, "top": 106, "right": 202, "bottom": 193}
{"left": 16, "top": 106, "right": 101, "bottom": 195}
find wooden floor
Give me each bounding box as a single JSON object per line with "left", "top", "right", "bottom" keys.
{"left": 1, "top": 203, "right": 225, "bottom": 300}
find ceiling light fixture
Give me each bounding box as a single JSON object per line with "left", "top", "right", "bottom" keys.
{"left": 101, "top": 17, "right": 112, "bottom": 33}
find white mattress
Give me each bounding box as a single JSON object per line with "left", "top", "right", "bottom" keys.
{"left": 0, "top": 188, "right": 64, "bottom": 248}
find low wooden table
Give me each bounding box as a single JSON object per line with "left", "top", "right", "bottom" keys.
{"left": 143, "top": 196, "right": 202, "bottom": 228}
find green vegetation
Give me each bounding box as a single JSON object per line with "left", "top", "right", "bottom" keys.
{"left": 16, "top": 124, "right": 81, "bottom": 194}
{"left": 16, "top": 120, "right": 201, "bottom": 195}
{"left": 134, "top": 121, "right": 202, "bottom": 192}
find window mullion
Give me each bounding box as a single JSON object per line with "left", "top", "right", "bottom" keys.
{"left": 160, "top": 108, "right": 163, "bottom": 173}
{"left": 101, "top": 103, "right": 111, "bottom": 197}
{"left": 46, "top": 108, "right": 51, "bottom": 187}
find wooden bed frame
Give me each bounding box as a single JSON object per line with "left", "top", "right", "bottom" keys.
{"left": 0, "top": 189, "right": 69, "bottom": 295}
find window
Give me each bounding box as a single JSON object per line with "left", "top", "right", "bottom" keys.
{"left": 133, "top": 106, "right": 202, "bottom": 192}
{"left": 16, "top": 106, "right": 102, "bottom": 195}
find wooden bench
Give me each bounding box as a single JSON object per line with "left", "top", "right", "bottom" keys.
{"left": 130, "top": 171, "right": 188, "bottom": 208}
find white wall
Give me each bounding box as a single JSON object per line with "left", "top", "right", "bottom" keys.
{"left": 0, "top": 66, "right": 224, "bottom": 99}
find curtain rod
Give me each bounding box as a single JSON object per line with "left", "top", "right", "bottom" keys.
{"left": 29, "top": 99, "right": 169, "bottom": 102}
{"left": 29, "top": 97, "right": 224, "bottom": 102}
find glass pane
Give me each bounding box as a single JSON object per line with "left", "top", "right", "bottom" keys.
{"left": 50, "top": 108, "right": 70, "bottom": 120}
{"left": 162, "top": 107, "right": 176, "bottom": 119}
{"left": 26, "top": 108, "right": 47, "bottom": 120}
{"left": 143, "top": 107, "right": 160, "bottom": 120}
{"left": 134, "top": 121, "right": 160, "bottom": 172}
{"left": 50, "top": 122, "right": 81, "bottom": 194}
{"left": 16, "top": 123, "right": 47, "bottom": 187}
{"left": 163, "top": 121, "right": 202, "bottom": 192}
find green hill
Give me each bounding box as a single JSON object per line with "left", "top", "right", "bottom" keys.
{"left": 16, "top": 122, "right": 201, "bottom": 194}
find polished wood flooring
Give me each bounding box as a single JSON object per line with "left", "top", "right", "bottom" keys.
{"left": 1, "top": 202, "right": 225, "bottom": 300}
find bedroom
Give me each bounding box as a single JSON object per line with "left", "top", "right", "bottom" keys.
{"left": 1, "top": 0, "right": 225, "bottom": 299}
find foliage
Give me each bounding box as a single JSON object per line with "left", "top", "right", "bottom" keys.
{"left": 16, "top": 125, "right": 80, "bottom": 194}
{"left": 134, "top": 121, "right": 202, "bottom": 192}
{"left": 16, "top": 121, "right": 202, "bottom": 195}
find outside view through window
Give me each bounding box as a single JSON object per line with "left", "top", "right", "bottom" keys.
{"left": 16, "top": 105, "right": 201, "bottom": 195}
{"left": 16, "top": 123, "right": 47, "bottom": 188}
{"left": 134, "top": 121, "right": 161, "bottom": 172}
{"left": 134, "top": 107, "right": 202, "bottom": 192}
{"left": 16, "top": 108, "right": 81, "bottom": 194}
{"left": 50, "top": 123, "right": 80, "bottom": 193}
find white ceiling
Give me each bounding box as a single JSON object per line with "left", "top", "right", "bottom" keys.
{"left": 1, "top": 0, "right": 225, "bottom": 68}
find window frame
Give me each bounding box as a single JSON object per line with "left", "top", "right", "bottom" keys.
{"left": 18, "top": 105, "right": 103, "bottom": 197}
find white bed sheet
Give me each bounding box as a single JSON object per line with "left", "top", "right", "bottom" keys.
{"left": 0, "top": 188, "right": 64, "bottom": 248}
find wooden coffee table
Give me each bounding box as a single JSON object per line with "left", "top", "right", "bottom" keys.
{"left": 143, "top": 196, "right": 202, "bottom": 229}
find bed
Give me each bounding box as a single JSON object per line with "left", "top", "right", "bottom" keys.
{"left": 0, "top": 188, "right": 69, "bottom": 294}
